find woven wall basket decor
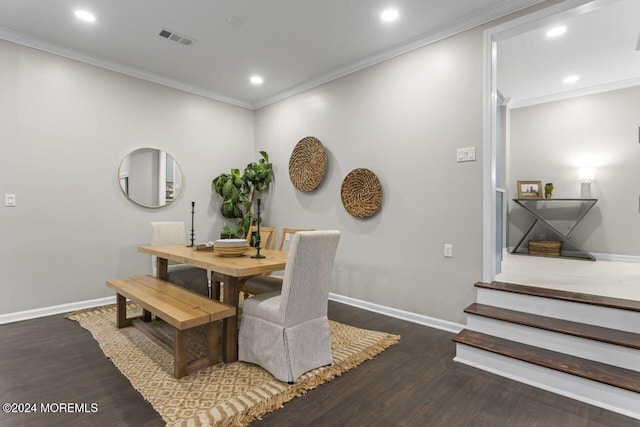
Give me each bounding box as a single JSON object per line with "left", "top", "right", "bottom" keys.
{"left": 289, "top": 136, "right": 328, "bottom": 192}
{"left": 341, "top": 168, "right": 383, "bottom": 218}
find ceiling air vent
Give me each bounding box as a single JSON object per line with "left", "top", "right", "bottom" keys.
{"left": 158, "top": 28, "right": 194, "bottom": 46}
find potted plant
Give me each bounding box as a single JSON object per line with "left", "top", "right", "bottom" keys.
{"left": 544, "top": 182, "right": 554, "bottom": 199}
{"left": 220, "top": 225, "right": 239, "bottom": 239}
{"left": 212, "top": 151, "right": 274, "bottom": 237}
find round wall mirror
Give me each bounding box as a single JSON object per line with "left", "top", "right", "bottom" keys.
{"left": 118, "top": 147, "right": 183, "bottom": 208}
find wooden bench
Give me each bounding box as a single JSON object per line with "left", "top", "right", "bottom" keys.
{"left": 106, "top": 275, "right": 235, "bottom": 378}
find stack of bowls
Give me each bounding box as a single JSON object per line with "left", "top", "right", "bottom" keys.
{"left": 214, "top": 239, "right": 250, "bottom": 257}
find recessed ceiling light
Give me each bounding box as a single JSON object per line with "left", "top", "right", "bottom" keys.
{"left": 74, "top": 10, "right": 96, "bottom": 23}
{"left": 380, "top": 9, "right": 399, "bottom": 22}
{"left": 250, "top": 75, "right": 263, "bottom": 85}
{"left": 563, "top": 75, "right": 579, "bottom": 84}
{"left": 546, "top": 26, "right": 566, "bottom": 38}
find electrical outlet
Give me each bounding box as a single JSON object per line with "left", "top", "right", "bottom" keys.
{"left": 5, "top": 194, "right": 15, "bottom": 207}
{"left": 444, "top": 244, "right": 453, "bottom": 257}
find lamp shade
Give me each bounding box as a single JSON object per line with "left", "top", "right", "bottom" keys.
{"left": 578, "top": 167, "right": 595, "bottom": 182}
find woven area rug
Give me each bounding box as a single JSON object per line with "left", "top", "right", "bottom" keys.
{"left": 67, "top": 304, "right": 399, "bottom": 426}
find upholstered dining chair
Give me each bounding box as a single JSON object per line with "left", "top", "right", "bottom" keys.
{"left": 150, "top": 222, "right": 209, "bottom": 296}
{"left": 238, "top": 230, "right": 340, "bottom": 383}
{"left": 242, "top": 228, "right": 314, "bottom": 295}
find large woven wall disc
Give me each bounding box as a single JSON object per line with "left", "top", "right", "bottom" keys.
{"left": 341, "top": 168, "right": 383, "bottom": 218}
{"left": 289, "top": 136, "right": 327, "bottom": 191}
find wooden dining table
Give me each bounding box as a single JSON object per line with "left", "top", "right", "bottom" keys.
{"left": 138, "top": 244, "right": 288, "bottom": 362}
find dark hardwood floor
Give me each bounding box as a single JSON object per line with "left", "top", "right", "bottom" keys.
{"left": 1, "top": 302, "right": 637, "bottom": 427}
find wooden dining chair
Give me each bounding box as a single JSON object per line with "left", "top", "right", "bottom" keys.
{"left": 213, "top": 225, "right": 276, "bottom": 301}
{"left": 277, "top": 228, "right": 315, "bottom": 251}
{"left": 243, "top": 228, "right": 314, "bottom": 296}
{"left": 246, "top": 225, "right": 277, "bottom": 250}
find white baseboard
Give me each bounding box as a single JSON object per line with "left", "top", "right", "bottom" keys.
{"left": 1, "top": 292, "right": 463, "bottom": 334}
{"left": 0, "top": 296, "right": 116, "bottom": 325}
{"left": 505, "top": 247, "right": 640, "bottom": 263}
{"left": 591, "top": 252, "right": 640, "bottom": 263}
{"left": 329, "top": 292, "right": 464, "bottom": 334}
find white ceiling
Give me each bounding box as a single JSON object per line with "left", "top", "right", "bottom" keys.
{"left": 2, "top": 1, "right": 635, "bottom": 110}
{"left": 498, "top": 0, "right": 640, "bottom": 108}
{"left": 0, "top": 0, "right": 543, "bottom": 109}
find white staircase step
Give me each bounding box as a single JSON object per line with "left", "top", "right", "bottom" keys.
{"left": 454, "top": 282, "right": 640, "bottom": 420}
{"left": 455, "top": 342, "right": 640, "bottom": 421}
{"left": 476, "top": 286, "right": 640, "bottom": 333}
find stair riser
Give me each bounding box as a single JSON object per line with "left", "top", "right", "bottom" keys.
{"left": 467, "top": 315, "right": 640, "bottom": 372}
{"left": 455, "top": 344, "right": 640, "bottom": 420}
{"left": 477, "top": 288, "right": 640, "bottom": 333}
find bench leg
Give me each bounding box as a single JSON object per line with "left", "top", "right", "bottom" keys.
{"left": 205, "top": 322, "right": 219, "bottom": 366}
{"left": 116, "top": 294, "right": 131, "bottom": 328}
{"left": 174, "top": 329, "right": 188, "bottom": 378}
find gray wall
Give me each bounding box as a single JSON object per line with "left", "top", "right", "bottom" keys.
{"left": 508, "top": 86, "right": 640, "bottom": 256}
{"left": 0, "top": 3, "right": 553, "bottom": 325}
{"left": 255, "top": 27, "right": 486, "bottom": 325}
{"left": 0, "top": 39, "right": 254, "bottom": 315}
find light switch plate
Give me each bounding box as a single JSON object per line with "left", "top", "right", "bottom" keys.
{"left": 456, "top": 147, "right": 476, "bottom": 162}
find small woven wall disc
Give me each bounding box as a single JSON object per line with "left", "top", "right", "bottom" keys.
{"left": 289, "top": 137, "right": 328, "bottom": 192}
{"left": 341, "top": 168, "right": 383, "bottom": 218}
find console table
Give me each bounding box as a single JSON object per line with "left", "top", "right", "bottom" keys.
{"left": 511, "top": 198, "right": 598, "bottom": 261}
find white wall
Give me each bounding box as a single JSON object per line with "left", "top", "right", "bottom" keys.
{"left": 508, "top": 86, "right": 640, "bottom": 256}
{"left": 0, "top": 39, "right": 254, "bottom": 315}
{"left": 255, "top": 28, "right": 486, "bottom": 325}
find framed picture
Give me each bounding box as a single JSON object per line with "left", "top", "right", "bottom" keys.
{"left": 517, "top": 181, "right": 542, "bottom": 199}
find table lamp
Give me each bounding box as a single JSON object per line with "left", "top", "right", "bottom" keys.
{"left": 578, "top": 168, "right": 595, "bottom": 198}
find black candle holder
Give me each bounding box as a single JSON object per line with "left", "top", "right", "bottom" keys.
{"left": 188, "top": 201, "right": 195, "bottom": 247}
{"left": 251, "top": 198, "right": 265, "bottom": 259}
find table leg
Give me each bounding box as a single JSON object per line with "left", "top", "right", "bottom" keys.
{"left": 157, "top": 258, "right": 168, "bottom": 281}
{"left": 149, "top": 257, "right": 170, "bottom": 322}
{"left": 511, "top": 218, "right": 538, "bottom": 254}
{"left": 222, "top": 275, "right": 240, "bottom": 362}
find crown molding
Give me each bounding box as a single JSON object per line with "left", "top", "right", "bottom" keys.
{"left": 253, "top": 0, "right": 546, "bottom": 109}
{"left": 510, "top": 77, "right": 640, "bottom": 109}
{"left": 0, "top": 26, "right": 253, "bottom": 110}
{"left": 0, "top": 0, "right": 544, "bottom": 111}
